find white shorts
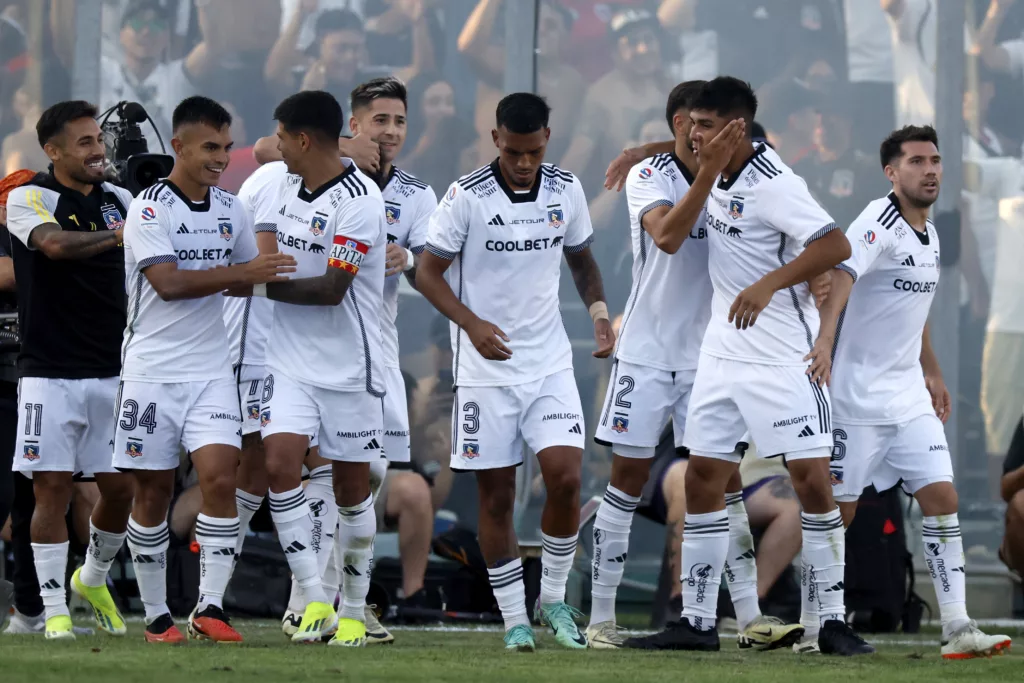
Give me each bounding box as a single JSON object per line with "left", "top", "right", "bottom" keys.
{"left": 260, "top": 370, "right": 383, "bottom": 463}
{"left": 112, "top": 377, "right": 242, "bottom": 471}
{"left": 451, "top": 368, "right": 585, "bottom": 471}
{"left": 236, "top": 364, "right": 265, "bottom": 437}
{"left": 683, "top": 354, "right": 834, "bottom": 461}
{"left": 830, "top": 413, "right": 953, "bottom": 501}
{"left": 594, "top": 360, "right": 696, "bottom": 458}
{"left": 13, "top": 377, "right": 119, "bottom": 477}
{"left": 383, "top": 365, "right": 410, "bottom": 463}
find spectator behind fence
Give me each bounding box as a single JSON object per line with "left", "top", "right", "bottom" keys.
{"left": 400, "top": 73, "right": 476, "bottom": 195}
{"left": 1, "top": 88, "right": 48, "bottom": 176}
{"left": 408, "top": 314, "right": 456, "bottom": 514}
{"left": 361, "top": 0, "right": 443, "bottom": 74}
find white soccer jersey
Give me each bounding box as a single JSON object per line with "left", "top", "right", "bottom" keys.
{"left": 616, "top": 153, "right": 712, "bottom": 371}
{"left": 263, "top": 158, "right": 387, "bottom": 394}
{"left": 122, "top": 181, "right": 258, "bottom": 382}
{"left": 426, "top": 161, "right": 593, "bottom": 387}
{"left": 831, "top": 193, "right": 939, "bottom": 424}
{"left": 223, "top": 161, "right": 287, "bottom": 368}
{"left": 701, "top": 144, "right": 839, "bottom": 366}
{"left": 381, "top": 166, "right": 437, "bottom": 368}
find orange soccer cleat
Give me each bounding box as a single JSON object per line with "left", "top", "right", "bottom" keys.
{"left": 188, "top": 605, "right": 243, "bottom": 643}
{"left": 145, "top": 614, "right": 186, "bottom": 644}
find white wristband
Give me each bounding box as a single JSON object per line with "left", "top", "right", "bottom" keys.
{"left": 404, "top": 247, "right": 415, "bottom": 271}
{"left": 589, "top": 301, "right": 609, "bottom": 322}
{"left": 253, "top": 283, "right": 267, "bottom": 298}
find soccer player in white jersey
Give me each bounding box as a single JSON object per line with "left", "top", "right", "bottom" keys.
{"left": 225, "top": 90, "right": 387, "bottom": 647}
{"left": 117, "top": 96, "right": 296, "bottom": 644}
{"left": 624, "top": 77, "right": 871, "bottom": 655}
{"left": 418, "top": 93, "right": 615, "bottom": 652}
{"left": 806, "top": 125, "right": 1012, "bottom": 659}
{"left": 587, "top": 81, "right": 802, "bottom": 651}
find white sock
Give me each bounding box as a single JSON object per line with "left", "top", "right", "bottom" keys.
{"left": 541, "top": 532, "right": 577, "bottom": 606}
{"left": 369, "top": 456, "right": 388, "bottom": 499}
{"left": 80, "top": 521, "right": 127, "bottom": 588}
{"left": 922, "top": 514, "right": 970, "bottom": 637}
{"left": 801, "top": 509, "right": 846, "bottom": 626}
{"left": 195, "top": 514, "right": 239, "bottom": 611}
{"left": 681, "top": 509, "right": 729, "bottom": 631}
{"left": 269, "top": 486, "right": 327, "bottom": 606}
{"left": 234, "top": 489, "right": 263, "bottom": 557}
{"left": 337, "top": 494, "right": 376, "bottom": 621}
{"left": 32, "top": 541, "right": 69, "bottom": 620}
{"left": 305, "top": 465, "right": 339, "bottom": 580}
{"left": 799, "top": 557, "right": 819, "bottom": 640}
{"left": 488, "top": 559, "right": 530, "bottom": 631}
{"left": 724, "top": 491, "right": 761, "bottom": 630}
{"left": 322, "top": 532, "right": 340, "bottom": 607}
{"left": 590, "top": 485, "right": 637, "bottom": 623}
{"left": 126, "top": 517, "right": 170, "bottom": 623}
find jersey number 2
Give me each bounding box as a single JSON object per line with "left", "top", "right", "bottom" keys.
{"left": 614, "top": 376, "right": 635, "bottom": 409}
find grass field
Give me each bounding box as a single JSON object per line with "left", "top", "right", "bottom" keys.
{"left": 3, "top": 621, "right": 1022, "bottom": 683}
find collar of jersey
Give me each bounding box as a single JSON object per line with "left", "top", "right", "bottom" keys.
{"left": 36, "top": 171, "right": 105, "bottom": 203}
{"left": 887, "top": 191, "right": 931, "bottom": 245}
{"left": 668, "top": 151, "right": 696, "bottom": 186}
{"left": 297, "top": 163, "right": 356, "bottom": 203}
{"left": 162, "top": 179, "right": 210, "bottom": 212}
{"left": 489, "top": 159, "right": 540, "bottom": 204}
{"left": 717, "top": 142, "right": 766, "bottom": 192}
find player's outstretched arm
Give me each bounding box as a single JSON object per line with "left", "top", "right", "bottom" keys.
{"left": 417, "top": 250, "right": 511, "bottom": 361}
{"left": 605, "top": 140, "right": 676, "bottom": 192}
{"left": 262, "top": 265, "right": 355, "bottom": 306}
{"left": 564, "top": 246, "right": 615, "bottom": 358}
{"left": 27, "top": 223, "right": 123, "bottom": 260}
{"left": 920, "top": 322, "right": 951, "bottom": 423}
{"left": 144, "top": 254, "right": 296, "bottom": 301}
{"left": 804, "top": 267, "right": 855, "bottom": 386}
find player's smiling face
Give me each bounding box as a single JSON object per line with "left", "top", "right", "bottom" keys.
{"left": 887, "top": 140, "right": 942, "bottom": 209}
{"left": 351, "top": 97, "right": 407, "bottom": 167}
{"left": 492, "top": 126, "right": 549, "bottom": 189}
{"left": 47, "top": 116, "right": 107, "bottom": 185}
{"left": 173, "top": 122, "right": 232, "bottom": 187}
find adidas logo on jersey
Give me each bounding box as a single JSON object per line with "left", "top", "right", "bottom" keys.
{"left": 797, "top": 425, "right": 815, "bottom": 438}
{"left": 364, "top": 438, "right": 381, "bottom": 450}
{"left": 568, "top": 423, "right": 582, "bottom": 435}
{"left": 487, "top": 215, "right": 505, "bottom": 226}
{"left": 283, "top": 540, "right": 307, "bottom": 554}
{"left": 901, "top": 255, "right": 916, "bottom": 267}
{"left": 177, "top": 224, "right": 189, "bottom": 234}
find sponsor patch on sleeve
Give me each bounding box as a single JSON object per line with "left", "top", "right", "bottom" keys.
{"left": 328, "top": 234, "right": 370, "bottom": 274}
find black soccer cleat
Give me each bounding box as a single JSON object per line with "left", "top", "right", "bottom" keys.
{"left": 818, "top": 619, "right": 875, "bottom": 656}
{"left": 623, "top": 618, "right": 720, "bottom": 651}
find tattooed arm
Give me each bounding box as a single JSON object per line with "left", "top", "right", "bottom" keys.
{"left": 29, "top": 224, "right": 124, "bottom": 260}
{"left": 265, "top": 266, "right": 354, "bottom": 306}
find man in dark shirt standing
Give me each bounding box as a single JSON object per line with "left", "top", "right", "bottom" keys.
{"left": 5, "top": 101, "right": 135, "bottom": 641}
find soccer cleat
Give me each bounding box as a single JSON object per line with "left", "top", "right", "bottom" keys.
{"left": 364, "top": 604, "right": 394, "bottom": 645}
{"left": 0, "top": 579, "right": 13, "bottom": 631}
{"left": 44, "top": 614, "right": 75, "bottom": 641}
{"left": 144, "top": 613, "right": 185, "bottom": 644}
{"left": 503, "top": 624, "right": 536, "bottom": 652}
{"left": 291, "top": 601, "right": 337, "bottom": 643}
{"left": 4, "top": 608, "right": 44, "bottom": 634}
{"left": 539, "top": 602, "right": 588, "bottom": 649}
{"left": 818, "top": 619, "right": 875, "bottom": 656}
{"left": 586, "top": 620, "right": 625, "bottom": 649}
{"left": 623, "top": 618, "right": 720, "bottom": 651}
{"left": 188, "top": 605, "right": 243, "bottom": 643}
{"left": 940, "top": 621, "right": 1011, "bottom": 659}
{"left": 792, "top": 636, "right": 821, "bottom": 654}
{"left": 327, "top": 618, "right": 367, "bottom": 647}
{"left": 737, "top": 615, "right": 804, "bottom": 651}
{"left": 70, "top": 567, "right": 127, "bottom": 636}
{"left": 281, "top": 609, "right": 301, "bottom": 637}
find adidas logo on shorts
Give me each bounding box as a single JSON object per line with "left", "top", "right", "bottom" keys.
{"left": 797, "top": 425, "right": 814, "bottom": 438}
{"left": 363, "top": 438, "right": 381, "bottom": 450}
{"left": 568, "top": 423, "right": 582, "bottom": 435}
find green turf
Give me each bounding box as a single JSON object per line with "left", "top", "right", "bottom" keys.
{"left": 2, "top": 621, "right": 1020, "bottom": 683}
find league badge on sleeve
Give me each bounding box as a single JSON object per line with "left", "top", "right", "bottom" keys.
{"left": 310, "top": 215, "right": 327, "bottom": 237}
{"left": 141, "top": 206, "right": 157, "bottom": 221}
{"left": 218, "top": 221, "right": 233, "bottom": 240}
{"left": 638, "top": 167, "right": 653, "bottom": 180}
{"left": 728, "top": 197, "right": 744, "bottom": 219}
{"left": 547, "top": 206, "right": 564, "bottom": 229}
{"left": 328, "top": 234, "right": 369, "bottom": 274}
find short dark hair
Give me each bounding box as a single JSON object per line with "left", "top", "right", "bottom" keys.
{"left": 665, "top": 80, "right": 705, "bottom": 130}
{"left": 274, "top": 90, "right": 343, "bottom": 143}
{"left": 315, "top": 8, "right": 364, "bottom": 41}
{"left": 172, "top": 96, "right": 232, "bottom": 133}
{"left": 36, "top": 100, "right": 98, "bottom": 147}
{"left": 879, "top": 125, "right": 939, "bottom": 169}
{"left": 495, "top": 93, "right": 550, "bottom": 134}
{"left": 351, "top": 77, "right": 408, "bottom": 114}
{"left": 692, "top": 76, "right": 758, "bottom": 121}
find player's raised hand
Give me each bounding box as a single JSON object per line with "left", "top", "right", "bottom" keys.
{"left": 592, "top": 317, "right": 616, "bottom": 358}
{"left": 728, "top": 278, "right": 772, "bottom": 330}
{"left": 697, "top": 119, "right": 745, "bottom": 175}
{"left": 244, "top": 252, "right": 297, "bottom": 284}
{"left": 464, "top": 316, "right": 512, "bottom": 361}
{"left": 604, "top": 145, "right": 646, "bottom": 191}
{"left": 342, "top": 134, "right": 381, "bottom": 175}
{"left": 385, "top": 242, "right": 409, "bottom": 276}
{"left": 925, "top": 373, "right": 952, "bottom": 423}
{"left": 809, "top": 270, "right": 831, "bottom": 308}
{"left": 803, "top": 333, "right": 833, "bottom": 387}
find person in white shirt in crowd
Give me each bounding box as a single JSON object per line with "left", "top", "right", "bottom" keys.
{"left": 882, "top": 0, "right": 936, "bottom": 128}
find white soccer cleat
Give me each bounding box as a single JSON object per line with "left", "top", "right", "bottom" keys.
{"left": 941, "top": 622, "right": 1011, "bottom": 660}
{"left": 4, "top": 609, "right": 44, "bottom": 634}
{"left": 586, "top": 620, "right": 626, "bottom": 649}
{"left": 364, "top": 605, "right": 394, "bottom": 645}
{"left": 281, "top": 609, "right": 301, "bottom": 637}
{"left": 792, "top": 635, "right": 821, "bottom": 654}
